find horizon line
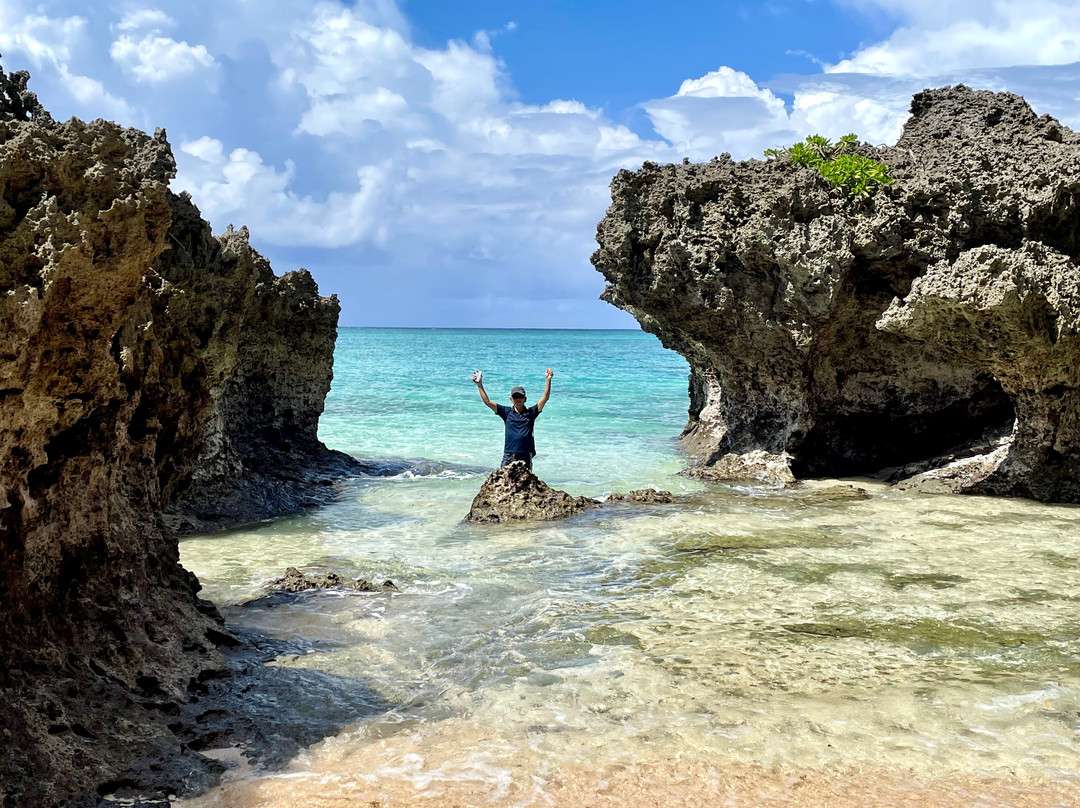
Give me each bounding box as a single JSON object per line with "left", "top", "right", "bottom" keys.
{"left": 337, "top": 326, "right": 647, "bottom": 332}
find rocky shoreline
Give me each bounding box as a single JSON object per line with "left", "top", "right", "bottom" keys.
{"left": 0, "top": 60, "right": 366, "bottom": 806}
{"left": 593, "top": 86, "right": 1080, "bottom": 502}
{"left": 5, "top": 53, "right": 1080, "bottom": 808}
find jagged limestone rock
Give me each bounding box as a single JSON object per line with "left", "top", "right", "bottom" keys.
{"left": 465, "top": 464, "right": 677, "bottom": 522}
{"left": 268, "top": 567, "right": 398, "bottom": 593}
{"left": 465, "top": 463, "right": 599, "bottom": 522}
{"left": 593, "top": 85, "right": 1080, "bottom": 500}
{"left": 606, "top": 488, "right": 677, "bottom": 504}
{"left": 0, "top": 59, "right": 353, "bottom": 805}
{"left": 879, "top": 243, "right": 1080, "bottom": 501}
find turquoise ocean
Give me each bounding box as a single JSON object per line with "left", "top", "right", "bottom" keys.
{"left": 320, "top": 328, "right": 693, "bottom": 492}
{"left": 179, "top": 328, "right": 1080, "bottom": 807}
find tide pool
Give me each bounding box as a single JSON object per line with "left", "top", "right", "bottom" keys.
{"left": 177, "top": 327, "right": 1080, "bottom": 808}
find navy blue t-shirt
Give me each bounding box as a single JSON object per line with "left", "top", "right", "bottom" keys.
{"left": 496, "top": 403, "right": 540, "bottom": 455}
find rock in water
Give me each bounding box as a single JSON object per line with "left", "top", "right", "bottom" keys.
{"left": 465, "top": 463, "right": 599, "bottom": 522}
{"left": 0, "top": 59, "right": 354, "bottom": 804}
{"left": 593, "top": 85, "right": 1080, "bottom": 502}
{"left": 606, "top": 489, "right": 677, "bottom": 504}
{"left": 268, "top": 567, "right": 398, "bottom": 593}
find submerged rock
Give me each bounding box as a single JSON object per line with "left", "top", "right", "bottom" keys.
{"left": 606, "top": 488, "right": 677, "bottom": 504}
{"left": 593, "top": 85, "right": 1080, "bottom": 502}
{"left": 0, "top": 59, "right": 353, "bottom": 804}
{"left": 465, "top": 463, "right": 598, "bottom": 523}
{"left": 268, "top": 567, "right": 398, "bottom": 593}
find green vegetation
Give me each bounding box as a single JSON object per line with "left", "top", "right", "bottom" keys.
{"left": 764, "top": 133, "right": 894, "bottom": 198}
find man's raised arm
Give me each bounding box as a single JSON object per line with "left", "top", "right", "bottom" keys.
{"left": 472, "top": 370, "right": 498, "bottom": 412}
{"left": 536, "top": 368, "right": 553, "bottom": 412}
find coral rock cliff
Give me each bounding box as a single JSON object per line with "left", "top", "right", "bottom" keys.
{"left": 593, "top": 86, "right": 1080, "bottom": 500}
{"left": 0, "top": 60, "right": 354, "bottom": 805}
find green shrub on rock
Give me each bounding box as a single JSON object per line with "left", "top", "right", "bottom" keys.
{"left": 764, "top": 133, "right": 893, "bottom": 198}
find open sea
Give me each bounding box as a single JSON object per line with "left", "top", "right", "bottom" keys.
{"left": 177, "top": 328, "right": 1080, "bottom": 807}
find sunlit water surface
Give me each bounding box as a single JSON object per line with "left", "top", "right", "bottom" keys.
{"left": 177, "top": 329, "right": 1080, "bottom": 807}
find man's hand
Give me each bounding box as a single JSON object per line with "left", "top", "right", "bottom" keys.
{"left": 545, "top": 368, "right": 553, "bottom": 380}
{"left": 472, "top": 370, "right": 483, "bottom": 385}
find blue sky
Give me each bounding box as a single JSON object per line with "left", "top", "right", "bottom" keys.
{"left": 3, "top": 1, "right": 1080, "bottom": 327}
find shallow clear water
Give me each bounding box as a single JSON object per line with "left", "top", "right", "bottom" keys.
{"left": 177, "top": 329, "right": 1080, "bottom": 806}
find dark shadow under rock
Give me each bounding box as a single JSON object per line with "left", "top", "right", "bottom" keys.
{"left": 163, "top": 455, "right": 487, "bottom": 537}
{"left": 83, "top": 629, "right": 393, "bottom": 808}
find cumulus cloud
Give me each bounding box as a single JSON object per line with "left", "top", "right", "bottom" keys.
{"left": 110, "top": 33, "right": 216, "bottom": 83}
{"left": 114, "top": 8, "right": 177, "bottom": 33}
{"left": 835, "top": 0, "right": 1080, "bottom": 74}
{"left": 176, "top": 136, "right": 388, "bottom": 248}
{"left": 644, "top": 67, "right": 796, "bottom": 158}
{"left": 795, "top": 0, "right": 1080, "bottom": 143}
{"left": 0, "top": 10, "right": 86, "bottom": 66}
{"left": 0, "top": 4, "right": 135, "bottom": 121}
{"left": 172, "top": 0, "right": 669, "bottom": 285}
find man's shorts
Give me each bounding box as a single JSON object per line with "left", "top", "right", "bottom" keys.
{"left": 501, "top": 451, "right": 533, "bottom": 470}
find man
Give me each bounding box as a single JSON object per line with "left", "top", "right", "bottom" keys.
{"left": 472, "top": 368, "right": 553, "bottom": 470}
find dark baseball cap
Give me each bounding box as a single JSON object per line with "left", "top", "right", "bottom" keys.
{"left": 510, "top": 386, "right": 526, "bottom": 397}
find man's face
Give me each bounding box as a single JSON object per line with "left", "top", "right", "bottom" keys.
{"left": 511, "top": 394, "right": 526, "bottom": 407}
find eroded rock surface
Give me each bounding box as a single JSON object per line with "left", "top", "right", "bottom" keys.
{"left": 269, "top": 567, "right": 398, "bottom": 593}
{"left": 593, "top": 85, "right": 1080, "bottom": 500}
{"left": 465, "top": 463, "right": 598, "bottom": 523}
{"left": 465, "top": 464, "right": 677, "bottom": 522}
{"left": 606, "top": 488, "right": 677, "bottom": 504}
{"left": 0, "top": 59, "right": 352, "bottom": 805}
{"left": 879, "top": 243, "right": 1080, "bottom": 500}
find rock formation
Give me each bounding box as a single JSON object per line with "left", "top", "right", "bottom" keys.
{"left": 879, "top": 243, "right": 1080, "bottom": 500}
{"left": 268, "top": 567, "right": 398, "bottom": 593}
{"left": 465, "top": 463, "right": 598, "bottom": 522}
{"left": 593, "top": 85, "right": 1080, "bottom": 501}
{"left": 465, "top": 463, "right": 676, "bottom": 522}
{"left": 606, "top": 488, "right": 676, "bottom": 504}
{"left": 0, "top": 59, "right": 355, "bottom": 805}
{"left": 158, "top": 219, "right": 363, "bottom": 536}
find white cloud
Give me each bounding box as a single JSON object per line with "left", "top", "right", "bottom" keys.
{"left": 58, "top": 63, "right": 137, "bottom": 120}
{"left": 644, "top": 67, "right": 795, "bottom": 158}
{"left": 114, "top": 8, "right": 177, "bottom": 33}
{"left": 110, "top": 33, "right": 216, "bottom": 83}
{"left": 833, "top": 0, "right": 1080, "bottom": 74}
{"left": 0, "top": 3, "right": 136, "bottom": 122}
{"left": 0, "top": 9, "right": 86, "bottom": 67}
{"left": 177, "top": 136, "right": 389, "bottom": 248}
{"left": 168, "top": 0, "right": 669, "bottom": 287}
{"left": 298, "top": 87, "right": 415, "bottom": 135}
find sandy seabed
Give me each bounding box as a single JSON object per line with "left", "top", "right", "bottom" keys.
{"left": 177, "top": 758, "right": 1079, "bottom": 808}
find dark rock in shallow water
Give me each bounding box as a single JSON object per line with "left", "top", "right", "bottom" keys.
{"left": 268, "top": 567, "right": 398, "bottom": 593}
{"left": 465, "top": 463, "right": 599, "bottom": 523}
{"left": 0, "top": 58, "right": 351, "bottom": 805}
{"left": 593, "top": 85, "right": 1080, "bottom": 502}
{"left": 465, "top": 464, "right": 678, "bottom": 522}
{"left": 606, "top": 488, "right": 677, "bottom": 504}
